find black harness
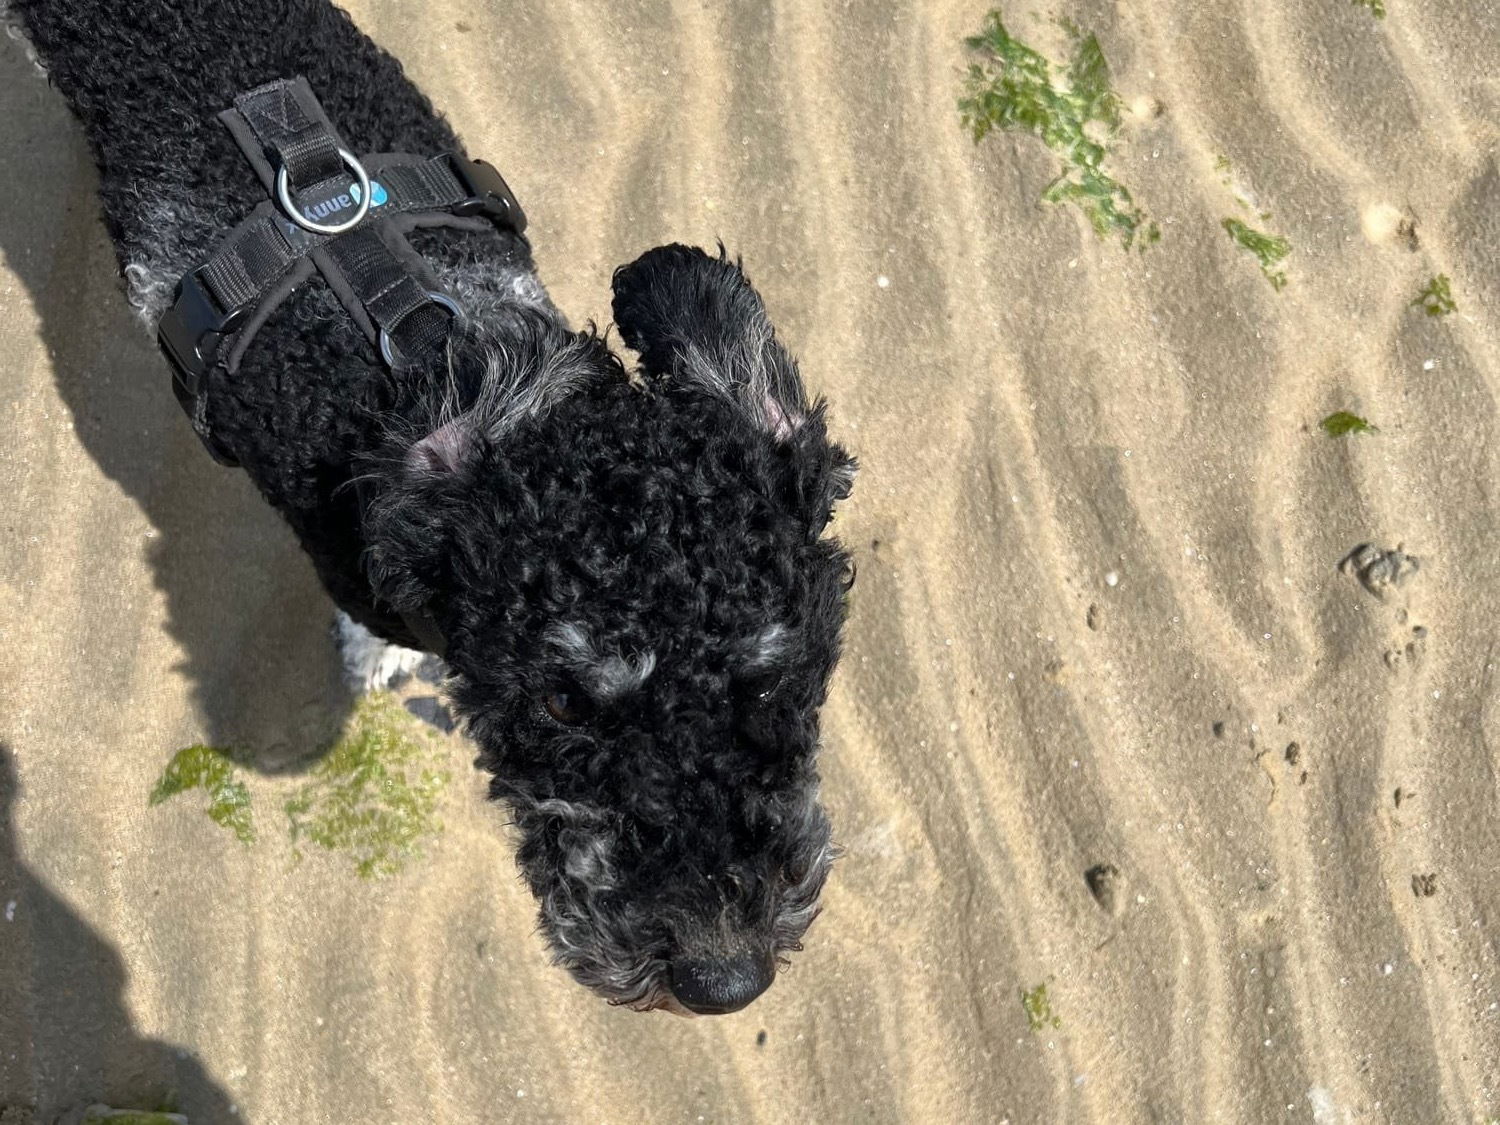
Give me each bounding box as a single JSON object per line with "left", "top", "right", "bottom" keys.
{"left": 157, "top": 76, "right": 526, "bottom": 469}
{"left": 157, "top": 77, "right": 522, "bottom": 655}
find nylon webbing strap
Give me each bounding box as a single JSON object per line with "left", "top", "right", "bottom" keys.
{"left": 378, "top": 159, "right": 468, "bottom": 209}
{"left": 196, "top": 213, "right": 298, "bottom": 312}
{"left": 324, "top": 227, "right": 452, "bottom": 362}
{"left": 231, "top": 78, "right": 345, "bottom": 192}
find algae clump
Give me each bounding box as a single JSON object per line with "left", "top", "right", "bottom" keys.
{"left": 1223, "top": 218, "right": 1291, "bottom": 290}
{"left": 1353, "top": 0, "right": 1386, "bottom": 18}
{"left": 1412, "top": 274, "right": 1456, "bottom": 317}
{"left": 284, "top": 693, "right": 449, "bottom": 878}
{"left": 1020, "top": 982, "right": 1062, "bottom": 1032}
{"left": 1321, "top": 411, "right": 1379, "bottom": 437}
{"left": 149, "top": 745, "right": 255, "bottom": 844}
{"left": 959, "top": 13, "right": 1158, "bottom": 250}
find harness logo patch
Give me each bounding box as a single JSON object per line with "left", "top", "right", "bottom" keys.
{"left": 303, "top": 180, "right": 388, "bottom": 222}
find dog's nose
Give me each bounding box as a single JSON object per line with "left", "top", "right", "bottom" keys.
{"left": 669, "top": 950, "right": 776, "bottom": 1014}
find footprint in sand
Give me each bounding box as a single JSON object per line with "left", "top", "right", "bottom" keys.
{"left": 1339, "top": 542, "right": 1420, "bottom": 600}
{"left": 1383, "top": 624, "right": 1429, "bottom": 673}
{"left": 1085, "top": 862, "right": 1126, "bottom": 916}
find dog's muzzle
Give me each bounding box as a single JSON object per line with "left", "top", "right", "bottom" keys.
{"left": 668, "top": 950, "right": 777, "bottom": 1015}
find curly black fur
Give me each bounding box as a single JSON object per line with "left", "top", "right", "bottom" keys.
{"left": 11, "top": 0, "right": 855, "bottom": 1013}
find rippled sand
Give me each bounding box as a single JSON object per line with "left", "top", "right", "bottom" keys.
{"left": 4, "top": 0, "right": 1499, "bottom": 1121}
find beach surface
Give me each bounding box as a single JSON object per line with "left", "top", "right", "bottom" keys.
{"left": 3, "top": 0, "right": 1499, "bottom": 1121}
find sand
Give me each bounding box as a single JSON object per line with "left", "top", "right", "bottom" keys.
{"left": 4, "top": 0, "right": 1500, "bottom": 1121}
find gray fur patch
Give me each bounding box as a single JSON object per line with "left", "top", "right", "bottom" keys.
{"left": 680, "top": 315, "right": 807, "bottom": 441}
{"left": 403, "top": 324, "right": 600, "bottom": 476}
{"left": 767, "top": 784, "right": 835, "bottom": 956}
{"left": 122, "top": 258, "right": 177, "bottom": 331}
{"left": 470, "top": 331, "right": 599, "bottom": 439}
{"left": 528, "top": 797, "right": 608, "bottom": 824}
{"left": 546, "top": 622, "right": 656, "bottom": 700}
{"left": 1, "top": 4, "right": 48, "bottom": 77}
{"left": 744, "top": 623, "right": 791, "bottom": 669}
{"left": 120, "top": 193, "right": 233, "bottom": 331}
{"left": 433, "top": 257, "right": 553, "bottom": 325}
{"left": 560, "top": 824, "right": 618, "bottom": 888}
{"left": 540, "top": 883, "right": 669, "bottom": 1010}
{"left": 828, "top": 454, "right": 858, "bottom": 501}
{"left": 502, "top": 792, "right": 669, "bottom": 1009}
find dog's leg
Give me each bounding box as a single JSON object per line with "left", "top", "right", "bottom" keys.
{"left": 334, "top": 613, "right": 456, "bottom": 732}
{"left": 332, "top": 611, "right": 433, "bottom": 694}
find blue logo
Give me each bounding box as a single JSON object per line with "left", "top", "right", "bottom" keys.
{"left": 349, "top": 181, "right": 388, "bottom": 207}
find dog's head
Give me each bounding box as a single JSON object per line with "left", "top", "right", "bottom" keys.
{"left": 366, "top": 245, "right": 855, "bottom": 1013}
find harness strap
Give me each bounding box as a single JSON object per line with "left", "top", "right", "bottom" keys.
{"left": 324, "top": 226, "right": 453, "bottom": 364}
{"left": 158, "top": 76, "right": 526, "bottom": 469}
{"left": 197, "top": 213, "right": 299, "bottom": 312}
{"left": 379, "top": 159, "right": 479, "bottom": 213}
{"left": 225, "top": 78, "right": 347, "bottom": 193}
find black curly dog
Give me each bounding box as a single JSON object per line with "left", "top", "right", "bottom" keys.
{"left": 10, "top": 0, "right": 855, "bottom": 1014}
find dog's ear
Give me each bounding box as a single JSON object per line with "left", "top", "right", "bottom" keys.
{"left": 403, "top": 319, "right": 621, "bottom": 480}
{"left": 365, "top": 321, "right": 622, "bottom": 611}
{"left": 612, "top": 244, "right": 817, "bottom": 442}
{"left": 611, "top": 244, "right": 856, "bottom": 530}
{"left": 785, "top": 409, "right": 858, "bottom": 537}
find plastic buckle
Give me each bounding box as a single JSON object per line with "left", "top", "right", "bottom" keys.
{"left": 444, "top": 154, "right": 528, "bottom": 233}
{"left": 157, "top": 269, "right": 249, "bottom": 466}
{"left": 159, "top": 269, "right": 249, "bottom": 391}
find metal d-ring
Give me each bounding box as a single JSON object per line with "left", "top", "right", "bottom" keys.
{"left": 379, "top": 292, "right": 464, "bottom": 367}
{"left": 275, "top": 148, "right": 371, "bottom": 235}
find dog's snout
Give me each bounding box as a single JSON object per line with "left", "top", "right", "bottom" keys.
{"left": 668, "top": 949, "right": 776, "bottom": 1015}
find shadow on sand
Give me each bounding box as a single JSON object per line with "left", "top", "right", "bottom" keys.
{"left": 0, "top": 43, "right": 353, "bottom": 771}
{"left": 0, "top": 34, "right": 377, "bottom": 1125}
{"left": 0, "top": 745, "right": 240, "bottom": 1122}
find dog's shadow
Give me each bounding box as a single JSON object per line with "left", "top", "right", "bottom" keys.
{"left": 0, "top": 46, "right": 351, "bottom": 772}
{"left": 0, "top": 744, "right": 242, "bottom": 1120}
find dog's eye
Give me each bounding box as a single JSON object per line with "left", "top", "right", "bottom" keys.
{"left": 543, "top": 690, "right": 595, "bottom": 726}
{"left": 734, "top": 669, "right": 783, "bottom": 703}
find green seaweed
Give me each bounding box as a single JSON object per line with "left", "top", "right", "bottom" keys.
{"left": 1222, "top": 218, "right": 1291, "bottom": 290}
{"left": 959, "top": 12, "right": 1158, "bottom": 249}
{"left": 1412, "top": 274, "right": 1456, "bottom": 317}
{"left": 1021, "top": 982, "right": 1062, "bottom": 1032}
{"left": 1321, "top": 411, "right": 1379, "bottom": 437}
{"left": 1353, "top": 0, "right": 1386, "bottom": 18}
{"left": 149, "top": 745, "right": 255, "bottom": 844}
{"left": 81, "top": 1113, "right": 186, "bottom": 1125}
{"left": 284, "top": 693, "right": 449, "bottom": 878}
